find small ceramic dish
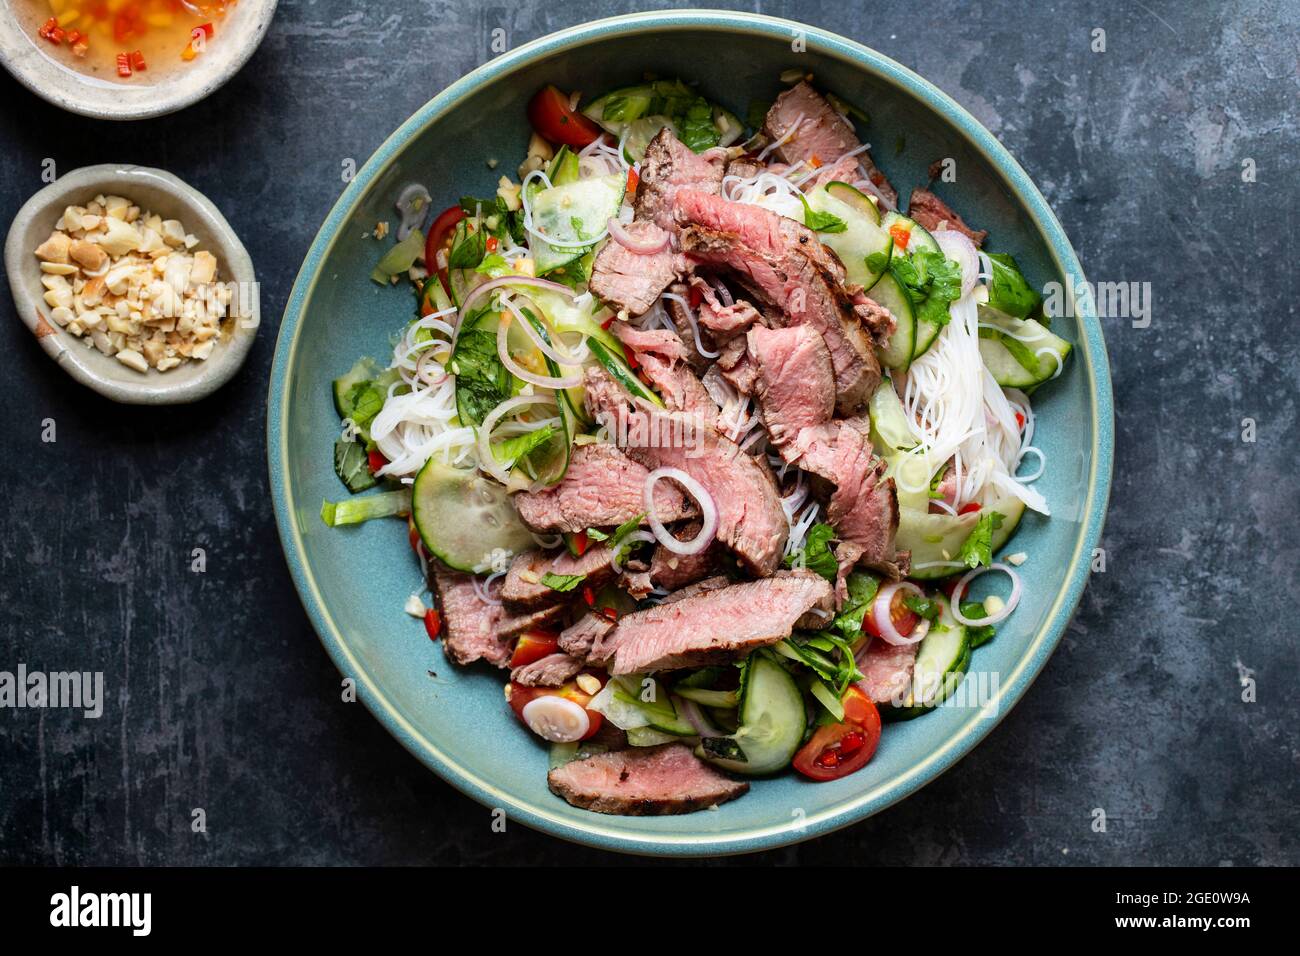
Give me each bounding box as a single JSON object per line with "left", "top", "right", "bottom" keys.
{"left": 0, "top": 0, "right": 276, "bottom": 120}
{"left": 6, "top": 163, "right": 259, "bottom": 404}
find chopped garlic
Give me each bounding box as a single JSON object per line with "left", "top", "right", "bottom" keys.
{"left": 1005, "top": 552, "right": 1028, "bottom": 566}
{"left": 983, "top": 594, "right": 1006, "bottom": 615}
{"left": 575, "top": 674, "right": 601, "bottom": 695}
{"left": 404, "top": 594, "right": 427, "bottom": 618}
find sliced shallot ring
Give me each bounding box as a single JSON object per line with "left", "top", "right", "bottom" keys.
{"left": 951, "top": 563, "right": 1022, "bottom": 627}
{"left": 872, "top": 580, "right": 928, "bottom": 646}
{"left": 477, "top": 395, "right": 559, "bottom": 484}
{"left": 606, "top": 217, "right": 670, "bottom": 255}
{"left": 496, "top": 312, "right": 583, "bottom": 390}
{"left": 643, "top": 467, "right": 718, "bottom": 556}
{"left": 609, "top": 530, "right": 657, "bottom": 573}
{"left": 502, "top": 293, "right": 589, "bottom": 366}
{"left": 454, "top": 275, "right": 575, "bottom": 344}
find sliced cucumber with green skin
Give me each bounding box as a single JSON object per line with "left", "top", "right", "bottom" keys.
{"left": 516, "top": 307, "right": 574, "bottom": 486}
{"left": 587, "top": 336, "right": 663, "bottom": 407}
{"left": 530, "top": 173, "right": 626, "bottom": 276}
{"left": 976, "top": 305, "right": 1072, "bottom": 388}
{"left": 824, "top": 181, "right": 882, "bottom": 225}
{"left": 880, "top": 212, "right": 940, "bottom": 256}
{"left": 411, "top": 458, "right": 534, "bottom": 572}
{"left": 546, "top": 145, "right": 581, "bottom": 187}
{"left": 697, "top": 653, "right": 806, "bottom": 776}
{"left": 582, "top": 79, "right": 743, "bottom": 162}
{"left": 896, "top": 496, "right": 1027, "bottom": 579}
{"left": 804, "top": 184, "right": 891, "bottom": 289}
{"left": 611, "top": 677, "right": 696, "bottom": 736}
{"left": 868, "top": 377, "right": 918, "bottom": 453}
{"left": 673, "top": 686, "right": 740, "bottom": 708}
{"left": 886, "top": 597, "right": 970, "bottom": 721}
{"left": 333, "top": 357, "right": 380, "bottom": 419}
{"left": 867, "top": 272, "right": 916, "bottom": 370}
{"left": 627, "top": 726, "right": 685, "bottom": 747}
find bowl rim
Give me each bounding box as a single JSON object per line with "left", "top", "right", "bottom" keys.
{"left": 267, "top": 9, "right": 1114, "bottom": 856}
{"left": 0, "top": 0, "right": 277, "bottom": 120}
{"left": 6, "top": 162, "right": 260, "bottom": 405}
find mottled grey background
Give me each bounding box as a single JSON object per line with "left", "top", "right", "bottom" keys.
{"left": 1, "top": 0, "right": 1296, "bottom": 866}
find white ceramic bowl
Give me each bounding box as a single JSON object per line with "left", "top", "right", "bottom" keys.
{"left": 6, "top": 163, "right": 259, "bottom": 404}
{"left": 0, "top": 0, "right": 276, "bottom": 120}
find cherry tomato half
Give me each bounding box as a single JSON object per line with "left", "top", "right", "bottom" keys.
{"left": 423, "top": 205, "right": 467, "bottom": 301}
{"left": 510, "top": 631, "right": 559, "bottom": 669}
{"left": 793, "top": 687, "right": 882, "bottom": 781}
{"left": 527, "top": 85, "right": 603, "bottom": 149}
{"left": 506, "top": 674, "right": 605, "bottom": 741}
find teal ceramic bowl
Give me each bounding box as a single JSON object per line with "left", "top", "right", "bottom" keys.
{"left": 268, "top": 10, "right": 1113, "bottom": 855}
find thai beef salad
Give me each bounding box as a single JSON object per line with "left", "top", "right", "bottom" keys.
{"left": 321, "top": 76, "right": 1071, "bottom": 815}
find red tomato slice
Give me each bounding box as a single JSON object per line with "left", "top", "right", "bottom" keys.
{"left": 861, "top": 588, "right": 921, "bottom": 640}
{"left": 510, "top": 631, "right": 559, "bottom": 668}
{"left": 423, "top": 205, "right": 467, "bottom": 301}
{"left": 527, "top": 85, "right": 602, "bottom": 149}
{"left": 793, "top": 689, "right": 882, "bottom": 781}
{"left": 506, "top": 675, "right": 605, "bottom": 740}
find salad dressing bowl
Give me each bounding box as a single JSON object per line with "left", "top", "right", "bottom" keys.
{"left": 268, "top": 11, "right": 1113, "bottom": 855}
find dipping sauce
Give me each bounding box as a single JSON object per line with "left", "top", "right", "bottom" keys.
{"left": 15, "top": 0, "right": 237, "bottom": 84}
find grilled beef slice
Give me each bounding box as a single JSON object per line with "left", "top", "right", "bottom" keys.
{"left": 635, "top": 127, "right": 726, "bottom": 231}
{"left": 430, "top": 563, "right": 511, "bottom": 668}
{"left": 588, "top": 221, "right": 680, "bottom": 316}
{"left": 510, "top": 652, "right": 585, "bottom": 688}
{"left": 908, "top": 188, "right": 988, "bottom": 247}
{"left": 500, "top": 545, "right": 617, "bottom": 611}
{"left": 547, "top": 743, "right": 748, "bottom": 815}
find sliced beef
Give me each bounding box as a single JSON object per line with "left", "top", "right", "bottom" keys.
{"left": 624, "top": 339, "right": 718, "bottom": 422}
{"left": 658, "top": 574, "right": 731, "bottom": 605}
{"left": 635, "top": 127, "right": 725, "bottom": 232}
{"left": 585, "top": 366, "right": 788, "bottom": 576}
{"left": 495, "top": 603, "right": 567, "bottom": 639}
{"left": 511, "top": 652, "right": 585, "bottom": 688}
{"left": 824, "top": 423, "right": 907, "bottom": 582}
{"left": 713, "top": 337, "right": 760, "bottom": 396}
{"left": 765, "top": 81, "right": 897, "bottom": 208}
{"left": 691, "top": 276, "right": 764, "bottom": 336}
{"left": 500, "top": 545, "right": 617, "bottom": 611}
{"left": 803, "top": 153, "right": 860, "bottom": 193}
{"left": 675, "top": 189, "right": 880, "bottom": 414}
{"left": 908, "top": 188, "right": 988, "bottom": 247}
{"left": 547, "top": 742, "right": 748, "bottom": 815}
{"left": 558, "top": 613, "right": 615, "bottom": 658}
{"left": 857, "top": 639, "right": 918, "bottom": 705}
{"left": 601, "top": 569, "right": 833, "bottom": 674}
{"left": 746, "top": 324, "right": 836, "bottom": 460}
{"left": 512, "top": 443, "right": 695, "bottom": 535}
{"left": 648, "top": 520, "right": 722, "bottom": 590}
{"left": 430, "top": 563, "right": 510, "bottom": 668}
{"left": 724, "top": 155, "right": 764, "bottom": 182}
{"left": 609, "top": 321, "right": 690, "bottom": 362}
{"left": 664, "top": 283, "right": 713, "bottom": 372}
{"left": 850, "top": 292, "right": 896, "bottom": 350}
{"left": 588, "top": 221, "right": 679, "bottom": 316}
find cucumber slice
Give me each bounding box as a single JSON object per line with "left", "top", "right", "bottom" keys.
{"left": 885, "top": 451, "right": 932, "bottom": 514}
{"left": 698, "top": 653, "right": 806, "bottom": 776}
{"left": 332, "top": 357, "right": 379, "bottom": 419}
{"left": 977, "top": 305, "right": 1072, "bottom": 388}
{"left": 804, "top": 185, "right": 891, "bottom": 289}
{"left": 513, "top": 306, "right": 574, "bottom": 486}
{"left": 587, "top": 337, "right": 663, "bottom": 407}
{"left": 546, "top": 145, "right": 581, "bottom": 187}
{"left": 868, "top": 377, "right": 918, "bottom": 453}
{"left": 530, "top": 173, "right": 626, "bottom": 276}
{"left": 673, "top": 686, "right": 740, "bottom": 709}
{"left": 880, "top": 212, "right": 940, "bottom": 256}
{"left": 896, "top": 496, "right": 1027, "bottom": 579}
{"left": 611, "top": 677, "right": 696, "bottom": 736}
{"left": 867, "top": 272, "right": 916, "bottom": 370}
{"left": 582, "top": 79, "right": 743, "bottom": 161}
{"left": 886, "top": 597, "right": 970, "bottom": 720}
{"left": 627, "top": 726, "right": 684, "bottom": 747}
{"left": 411, "top": 458, "right": 534, "bottom": 572}
{"left": 824, "top": 180, "right": 882, "bottom": 225}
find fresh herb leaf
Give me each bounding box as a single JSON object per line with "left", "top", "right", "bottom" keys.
{"left": 745, "top": 99, "right": 770, "bottom": 131}
{"left": 492, "top": 424, "right": 557, "bottom": 464}
{"left": 957, "top": 511, "right": 1006, "bottom": 569}
{"left": 828, "top": 571, "right": 881, "bottom": 642}
{"left": 541, "top": 571, "right": 585, "bottom": 592}
{"left": 985, "top": 252, "right": 1041, "bottom": 319}
{"left": 892, "top": 249, "right": 963, "bottom": 330}
{"left": 679, "top": 98, "right": 720, "bottom": 152}
{"left": 584, "top": 527, "right": 610, "bottom": 542}
{"left": 608, "top": 512, "right": 648, "bottom": 563}
{"left": 798, "top": 193, "right": 848, "bottom": 233}
{"left": 447, "top": 219, "right": 486, "bottom": 270}
{"left": 784, "top": 522, "right": 839, "bottom": 581}
{"left": 346, "top": 381, "right": 385, "bottom": 433}
{"left": 333, "top": 438, "right": 377, "bottom": 493}
{"left": 902, "top": 593, "right": 941, "bottom": 621}
{"left": 475, "top": 253, "right": 512, "bottom": 278}
{"left": 962, "top": 601, "right": 997, "bottom": 648}
{"left": 451, "top": 326, "right": 512, "bottom": 426}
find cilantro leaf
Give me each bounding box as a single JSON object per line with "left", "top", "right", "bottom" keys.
{"left": 957, "top": 511, "right": 1006, "bottom": 569}
{"left": 962, "top": 601, "right": 997, "bottom": 648}
{"left": 891, "top": 249, "right": 963, "bottom": 330}
{"left": 541, "top": 571, "right": 585, "bottom": 592}
{"left": 902, "top": 593, "right": 941, "bottom": 621}
{"left": 798, "top": 194, "right": 848, "bottom": 233}
{"left": 829, "top": 571, "right": 880, "bottom": 642}
{"left": 475, "top": 253, "right": 512, "bottom": 278}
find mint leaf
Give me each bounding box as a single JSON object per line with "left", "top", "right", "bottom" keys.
{"left": 798, "top": 194, "right": 847, "bottom": 233}
{"left": 541, "top": 571, "right": 585, "bottom": 592}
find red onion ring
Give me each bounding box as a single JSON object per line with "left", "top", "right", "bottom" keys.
{"left": 951, "top": 563, "right": 1022, "bottom": 626}
{"left": 496, "top": 313, "right": 583, "bottom": 390}
{"left": 609, "top": 530, "right": 657, "bottom": 573}
{"left": 677, "top": 696, "right": 726, "bottom": 738}
{"left": 501, "top": 293, "right": 589, "bottom": 366}
{"left": 607, "top": 217, "right": 670, "bottom": 255}
{"left": 643, "top": 467, "right": 718, "bottom": 556}
{"left": 415, "top": 348, "right": 448, "bottom": 386}
{"left": 477, "top": 395, "right": 559, "bottom": 484}
{"left": 872, "top": 581, "right": 929, "bottom": 646}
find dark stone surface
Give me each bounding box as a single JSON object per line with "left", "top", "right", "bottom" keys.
{"left": 1, "top": 0, "right": 1296, "bottom": 866}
